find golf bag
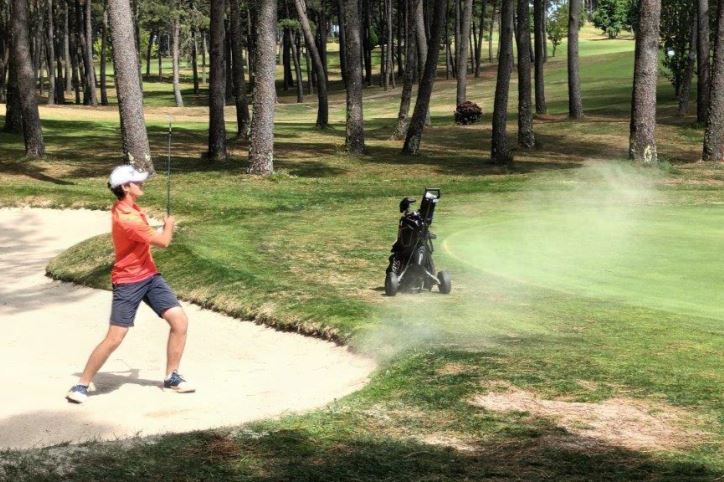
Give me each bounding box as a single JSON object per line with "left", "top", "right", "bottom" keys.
{"left": 384, "top": 188, "right": 451, "bottom": 296}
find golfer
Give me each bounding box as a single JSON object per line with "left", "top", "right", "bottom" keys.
{"left": 66, "top": 165, "right": 194, "bottom": 403}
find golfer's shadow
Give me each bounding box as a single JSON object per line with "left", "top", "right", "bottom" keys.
{"left": 73, "top": 369, "right": 161, "bottom": 397}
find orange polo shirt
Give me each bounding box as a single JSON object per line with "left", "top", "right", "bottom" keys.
{"left": 110, "top": 200, "right": 158, "bottom": 284}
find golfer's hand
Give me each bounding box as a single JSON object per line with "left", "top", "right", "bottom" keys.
{"left": 164, "top": 215, "right": 176, "bottom": 230}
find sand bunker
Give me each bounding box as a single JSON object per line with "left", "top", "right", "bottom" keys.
{"left": 0, "top": 207, "right": 375, "bottom": 450}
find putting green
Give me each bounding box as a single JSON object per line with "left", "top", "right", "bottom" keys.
{"left": 442, "top": 204, "right": 724, "bottom": 323}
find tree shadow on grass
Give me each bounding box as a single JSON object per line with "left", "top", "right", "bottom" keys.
{"left": 9, "top": 424, "right": 717, "bottom": 481}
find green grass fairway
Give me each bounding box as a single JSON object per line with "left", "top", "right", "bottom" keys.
{"left": 442, "top": 192, "right": 724, "bottom": 324}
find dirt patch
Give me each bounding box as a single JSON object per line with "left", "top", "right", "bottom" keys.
{"left": 435, "top": 362, "right": 471, "bottom": 376}
{"left": 470, "top": 382, "right": 707, "bottom": 452}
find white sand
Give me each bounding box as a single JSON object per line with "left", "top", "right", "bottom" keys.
{"left": 0, "top": 207, "right": 375, "bottom": 450}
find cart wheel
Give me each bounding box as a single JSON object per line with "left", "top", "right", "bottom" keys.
{"left": 385, "top": 272, "right": 399, "bottom": 296}
{"left": 437, "top": 271, "right": 451, "bottom": 294}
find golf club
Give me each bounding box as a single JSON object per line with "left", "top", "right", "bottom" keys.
{"left": 166, "top": 114, "right": 173, "bottom": 216}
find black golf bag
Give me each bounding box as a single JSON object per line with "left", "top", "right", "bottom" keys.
{"left": 385, "top": 188, "right": 451, "bottom": 296}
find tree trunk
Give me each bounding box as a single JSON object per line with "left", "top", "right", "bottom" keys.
{"left": 697, "top": 0, "right": 710, "bottom": 123}
{"left": 456, "top": 0, "right": 473, "bottom": 105}
{"left": 202, "top": 30, "right": 207, "bottom": 84}
{"left": 81, "top": 0, "right": 97, "bottom": 105}
{"left": 208, "top": 0, "right": 227, "bottom": 161}
{"left": 4, "top": 58, "right": 23, "bottom": 133}
{"left": 291, "top": 30, "right": 304, "bottom": 102}
{"left": 283, "top": 25, "right": 293, "bottom": 91}
{"left": 534, "top": 0, "right": 547, "bottom": 114}
{"left": 107, "top": 0, "right": 153, "bottom": 170}
{"left": 629, "top": 0, "right": 661, "bottom": 165}
{"left": 516, "top": 0, "right": 535, "bottom": 147}
{"left": 248, "top": 0, "right": 277, "bottom": 175}
{"left": 157, "top": 33, "right": 163, "bottom": 79}
{"left": 191, "top": 29, "right": 199, "bottom": 94}
{"left": 338, "top": 0, "right": 347, "bottom": 84}
{"left": 394, "top": 0, "right": 419, "bottom": 139}
{"left": 678, "top": 20, "right": 696, "bottom": 116}
{"left": 567, "top": 0, "right": 584, "bottom": 119}
{"left": 171, "top": 16, "right": 183, "bottom": 107}
{"left": 45, "top": 0, "right": 57, "bottom": 105}
{"left": 702, "top": 0, "right": 724, "bottom": 161}
{"left": 64, "top": 1, "right": 72, "bottom": 92}
{"left": 491, "top": 0, "right": 513, "bottom": 165}
{"left": 384, "top": 0, "right": 393, "bottom": 89}
{"left": 488, "top": 0, "right": 496, "bottom": 62}
{"left": 402, "top": 0, "right": 447, "bottom": 155}
{"left": 474, "top": 0, "right": 486, "bottom": 77}
{"left": 362, "top": 0, "right": 371, "bottom": 84}
{"left": 225, "top": 20, "right": 234, "bottom": 102}
{"left": 414, "top": 0, "right": 431, "bottom": 125}
{"left": 230, "top": 0, "right": 250, "bottom": 138}
{"left": 11, "top": 0, "right": 45, "bottom": 157}
{"left": 293, "top": 0, "right": 329, "bottom": 128}
{"left": 0, "top": 23, "right": 7, "bottom": 103}
{"left": 100, "top": 7, "right": 108, "bottom": 105}
{"left": 340, "top": 0, "right": 365, "bottom": 153}
{"left": 145, "top": 30, "right": 154, "bottom": 78}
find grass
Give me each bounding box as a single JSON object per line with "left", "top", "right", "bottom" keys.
{"left": 0, "top": 26, "right": 722, "bottom": 480}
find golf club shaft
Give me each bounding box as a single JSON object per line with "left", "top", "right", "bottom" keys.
{"left": 166, "top": 118, "right": 172, "bottom": 216}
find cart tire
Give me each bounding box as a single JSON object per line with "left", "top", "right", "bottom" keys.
{"left": 437, "top": 271, "right": 452, "bottom": 294}
{"left": 385, "top": 272, "right": 399, "bottom": 296}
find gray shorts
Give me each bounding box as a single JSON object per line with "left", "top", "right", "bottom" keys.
{"left": 110, "top": 274, "right": 181, "bottom": 327}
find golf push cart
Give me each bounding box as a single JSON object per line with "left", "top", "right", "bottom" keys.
{"left": 385, "top": 188, "right": 451, "bottom": 296}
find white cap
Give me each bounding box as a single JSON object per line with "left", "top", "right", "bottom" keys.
{"left": 108, "top": 165, "right": 150, "bottom": 188}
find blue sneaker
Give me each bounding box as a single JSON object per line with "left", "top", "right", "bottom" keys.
{"left": 66, "top": 384, "right": 88, "bottom": 403}
{"left": 163, "top": 371, "right": 195, "bottom": 393}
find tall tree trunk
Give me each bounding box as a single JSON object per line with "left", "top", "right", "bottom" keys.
{"left": 402, "top": 0, "right": 447, "bottom": 154}
{"left": 362, "top": 0, "right": 371, "bottom": 84}
{"left": 629, "top": 0, "right": 661, "bottom": 165}
{"left": 158, "top": 32, "right": 163, "bottom": 78}
{"left": 171, "top": 15, "right": 183, "bottom": 107}
{"left": 81, "top": 0, "right": 97, "bottom": 105}
{"left": 413, "top": 0, "right": 431, "bottom": 125}
{"left": 4, "top": 57, "right": 23, "bottom": 133}
{"left": 291, "top": 30, "right": 304, "bottom": 102}
{"left": 456, "top": 0, "right": 473, "bottom": 105}
{"left": 46, "top": 0, "right": 57, "bottom": 105}
{"left": 145, "top": 30, "right": 154, "bottom": 78}
{"left": 340, "top": 0, "right": 364, "bottom": 153}
{"left": 697, "top": 0, "right": 710, "bottom": 123}
{"left": 64, "top": 0, "right": 72, "bottom": 93}
{"left": 11, "top": 0, "right": 45, "bottom": 157}
{"left": 202, "top": 30, "right": 207, "bottom": 84}
{"left": 100, "top": 7, "right": 108, "bottom": 105}
{"left": 293, "top": 0, "right": 329, "bottom": 128}
{"left": 516, "top": 0, "right": 534, "bottom": 147}
{"left": 248, "top": 0, "right": 277, "bottom": 175}
{"left": 474, "top": 0, "right": 486, "bottom": 77}
{"left": 491, "top": 0, "right": 513, "bottom": 165}
{"left": 191, "top": 28, "right": 199, "bottom": 94}
{"left": 208, "top": 0, "right": 227, "bottom": 160}
{"left": 225, "top": 20, "right": 234, "bottom": 102}
{"left": 534, "top": 0, "right": 547, "bottom": 114}
{"left": 384, "top": 0, "right": 393, "bottom": 89}
{"left": 338, "top": 0, "right": 347, "bottom": 84}
{"left": 567, "top": 0, "right": 584, "bottom": 119}
{"left": 283, "top": 25, "right": 293, "bottom": 90}
{"left": 488, "top": 0, "right": 496, "bottom": 62}
{"left": 702, "top": 0, "right": 724, "bottom": 161}
{"left": 230, "top": 0, "right": 250, "bottom": 138}
{"left": 394, "top": 0, "right": 419, "bottom": 138}
{"left": 0, "top": 23, "right": 7, "bottom": 103}
{"left": 678, "top": 21, "right": 696, "bottom": 116}
{"left": 68, "top": 3, "right": 81, "bottom": 104}
{"left": 107, "top": 0, "right": 153, "bottom": 170}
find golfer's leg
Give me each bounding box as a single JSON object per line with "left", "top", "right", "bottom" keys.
{"left": 163, "top": 306, "right": 188, "bottom": 375}
{"left": 78, "top": 325, "right": 129, "bottom": 385}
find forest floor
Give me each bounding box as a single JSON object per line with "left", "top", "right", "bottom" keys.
{"left": 0, "top": 26, "right": 722, "bottom": 480}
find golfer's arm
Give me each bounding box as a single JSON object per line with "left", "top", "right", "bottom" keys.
{"left": 150, "top": 225, "right": 174, "bottom": 248}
